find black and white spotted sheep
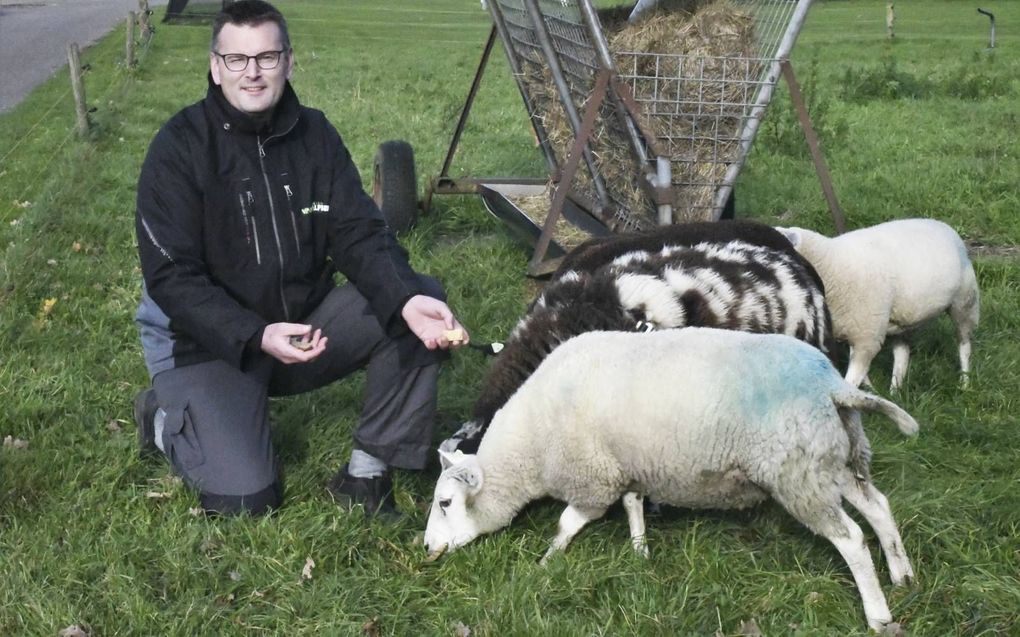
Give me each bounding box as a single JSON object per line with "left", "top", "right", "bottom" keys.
{"left": 441, "top": 226, "right": 834, "bottom": 454}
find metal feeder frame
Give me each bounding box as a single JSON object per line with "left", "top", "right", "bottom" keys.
{"left": 425, "top": 0, "right": 844, "bottom": 276}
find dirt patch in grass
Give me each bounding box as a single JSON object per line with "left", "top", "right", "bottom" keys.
{"left": 966, "top": 239, "right": 1020, "bottom": 261}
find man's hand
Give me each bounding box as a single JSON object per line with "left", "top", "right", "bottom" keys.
{"left": 401, "top": 295, "right": 470, "bottom": 351}
{"left": 261, "top": 322, "right": 327, "bottom": 364}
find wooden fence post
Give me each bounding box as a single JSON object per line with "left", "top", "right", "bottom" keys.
{"left": 138, "top": 0, "right": 153, "bottom": 39}
{"left": 126, "top": 12, "right": 136, "bottom": 67}
{"left": 886, "top": 3, "right": 895, "bottom": 39}
{"left": 779, "top": 60, "right": 846, "bottom": 235}
{"left": 67, "top": 43, "right": 90, "bottom": 137}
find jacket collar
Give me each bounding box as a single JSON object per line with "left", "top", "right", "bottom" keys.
{"left": 205, "top": 72, "right": 301, "bottom": 136}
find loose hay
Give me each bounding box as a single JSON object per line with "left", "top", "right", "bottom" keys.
{"left": 515, "top": 0, "right": 762, "bottom": 232}
{"left": 509, "top": 187, "right": 594, "bottom": 250}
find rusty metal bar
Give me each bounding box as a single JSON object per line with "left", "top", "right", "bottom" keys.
{"left": 438, "top": 25, "right": 497, "bottom": 180}
{"left": 529, "top": 67, "right": 611, "bottom": 275}
{"left": 780, "top": 59, "right": 846, "bottom": 234}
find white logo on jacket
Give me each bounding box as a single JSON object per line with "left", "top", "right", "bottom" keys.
{"left": 300, "top": 202, "right": 329, "bottom": 215}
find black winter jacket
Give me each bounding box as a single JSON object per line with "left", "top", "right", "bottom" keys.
{"left": 135, "top": 77, "right": 426, "bottom": 377}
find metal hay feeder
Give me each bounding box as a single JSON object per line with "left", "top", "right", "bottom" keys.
{"left": 423, "top": 0, "right": 841, "bottom": 276}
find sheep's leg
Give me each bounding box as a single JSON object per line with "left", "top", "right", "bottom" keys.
{"left": 889, "top": 339, "right": 910, "bottom": 392}
{"left": 621, "top": 492, "right": 649, "bottom": 558}
{"left": 949, "top": 282, "right": 979, "bottom": 388}
{"left": 843, "top": 480, "right": 914, "bottom": 586}
{"left": 774, "top": 473, "right": 893, "bottom": 630}
{"left": 958, "top": 341, "right": 973, "bottom": 388}
{"left": 845, "top": 344, "right": 880, "bottom": 389}
{"left": 823, "top": 508, "right": 895, "bottom": 631}
{"left": 541, "top": 503, "right": 607, "bottom": 565}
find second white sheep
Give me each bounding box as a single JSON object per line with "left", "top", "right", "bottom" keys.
{"left": 778, "top": 218, "right": 979, "bottom": 391}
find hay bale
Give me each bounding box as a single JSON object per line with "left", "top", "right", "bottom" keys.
{"left": 513, "top": 0, "right": 760, "bottom": 230}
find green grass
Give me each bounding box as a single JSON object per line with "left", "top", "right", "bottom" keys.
{"left": 1, "top": 1, "right": 1018, "bottom": 634}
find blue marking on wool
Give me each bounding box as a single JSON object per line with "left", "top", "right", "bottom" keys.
{"left": 736, "top": 340, "right": 839, "bottom": 423}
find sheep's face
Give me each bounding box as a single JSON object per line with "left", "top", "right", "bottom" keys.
{"left": 424, "top": 450, "right": 485, "bottom": 558}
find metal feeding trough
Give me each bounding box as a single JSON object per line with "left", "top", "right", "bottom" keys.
{"left": 409, "top": 0, "right": 839, "bottom": 276}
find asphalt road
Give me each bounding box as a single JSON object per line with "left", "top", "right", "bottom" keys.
{"left": 0, "top": 0, "right": 169, "bottom": 114}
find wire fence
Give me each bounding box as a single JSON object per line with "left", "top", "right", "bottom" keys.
{"left": 1, "top": 9, "right": 157, "bottom": 220}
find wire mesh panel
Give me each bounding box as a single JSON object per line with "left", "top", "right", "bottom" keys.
{"left": 614, "top": 0, "right": 809, "bottom": 220}
{"left": 485, "top": 0, "right": 812, "bottom": 229}
{"left": 490, "top": 0, "right": 650, "bottom": 231}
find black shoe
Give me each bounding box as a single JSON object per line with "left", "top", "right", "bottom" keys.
{"left": 327, "top": 464, "right": 399, "bottom": 519}
{"left": 134, "top": 388, "right": 159, "bottom": 459}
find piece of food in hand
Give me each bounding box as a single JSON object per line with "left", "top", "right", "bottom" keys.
{"left": 289, "top": 335, "right": 314, "bottom": 351}
{"left": 443, "top": 329, "right": 465, "bottom": 343}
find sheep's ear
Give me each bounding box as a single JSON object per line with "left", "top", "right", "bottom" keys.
{"left": 438, "top": 449, "right": 463, "bottom": 471}
{"left": 777, "top": 226, "right": 802, "bottom": 248}
{"left": 460, "top": 459, "right": 484, "bottom": 496}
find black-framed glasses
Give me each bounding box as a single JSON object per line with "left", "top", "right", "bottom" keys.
{"left": 213, "top": 49, "right": 286, "bottom": 72}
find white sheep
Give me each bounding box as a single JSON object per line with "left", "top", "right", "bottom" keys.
{"left": 777, "top": 219, "right": 980, "bottom": 391}
{"left": 424, "top": 328, "right": 918, "bottom": 633}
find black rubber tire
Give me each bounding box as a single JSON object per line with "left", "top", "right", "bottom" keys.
{"left": 372, "top": 140, "right": 418, "bottom": 233}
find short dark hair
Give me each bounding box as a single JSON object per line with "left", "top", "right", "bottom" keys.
{"left": 211, "top": 0, "right": 291, "bottom": 51}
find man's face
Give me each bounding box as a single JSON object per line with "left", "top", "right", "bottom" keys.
{"left": 210, "top": 22, "right": 293, "bottom": 116}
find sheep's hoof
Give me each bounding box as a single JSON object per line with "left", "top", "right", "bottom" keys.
{"left": 875, "top": 621, "right": 904, "bottom": 636}
{"left": 539, "top": 547, "right": 562, "bottom": 566}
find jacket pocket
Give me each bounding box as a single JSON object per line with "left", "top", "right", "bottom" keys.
{"left": 162, "top": 403, "right": 205, "bottom": 472}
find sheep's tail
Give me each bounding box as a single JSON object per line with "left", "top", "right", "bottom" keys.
{"left": 832, "top": 389, "right": 920, "bottom": 436}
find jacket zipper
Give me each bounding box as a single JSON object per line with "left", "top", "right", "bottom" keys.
{"left": 257, "top": 135, "right": 290, "bottom": 321}
{"left": 238, "top": 190, "right": 261, "bottom": 264}
{"left": 282, "top": 181, "right": 301, "bottom": 255}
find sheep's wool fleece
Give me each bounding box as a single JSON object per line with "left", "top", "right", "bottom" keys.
{"left": 789, "top": 219, "right": 973, "bottom": 339}
{"left": 477, "top": 328, "right": 856, "bottom": 514}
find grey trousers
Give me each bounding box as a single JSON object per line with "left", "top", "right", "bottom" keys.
{"left": 150, "top": 279, "right": 444, "bottom": 514}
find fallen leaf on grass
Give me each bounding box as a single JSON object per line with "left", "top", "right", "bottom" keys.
{"left": 301, "top": 557, "right": 315, "bottom": 580}
{"left": 454, "top": 621, "right": 471, "bottom": 637}
{"left": 3, "top": 435, "right": 28, "bottom": 450}
{"left": 72, "top": 241, "right": 83, "bottom": 252}
{"left": 14, "top": 200, "right": 32, "bottom": 208}
{"left": 189, "top": 507, "right": 205, "bottom": 517}
{"left": 362, "top": 617, "right": 380, "bottom": 636}
{"left": 59, "top": 625, "right": 89, "bottom": 637}
{"left": 47, "top": 259, "right": 58, "bottom": 266}
{"left": 145, "top": 491, "right": 172, "bottom": 499}
{"left": 34, "top": 297, "right": 57, "bottom": 329}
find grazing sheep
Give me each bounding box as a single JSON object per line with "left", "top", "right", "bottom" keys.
{"left": 778, "top": 219, "right": 979, "bottom": 391}
{"left": 425, "top": 328, "right": 918, "bottom": 633}
{"left": 440, "top": 230, "right": 834, "bottom": 454}
{"left": 552, "top": 219, "right": 825, "bottom": 292}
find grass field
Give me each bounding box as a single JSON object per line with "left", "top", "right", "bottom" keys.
{"left": 1, "top": 1, "right": 1018, "bottom": 634}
